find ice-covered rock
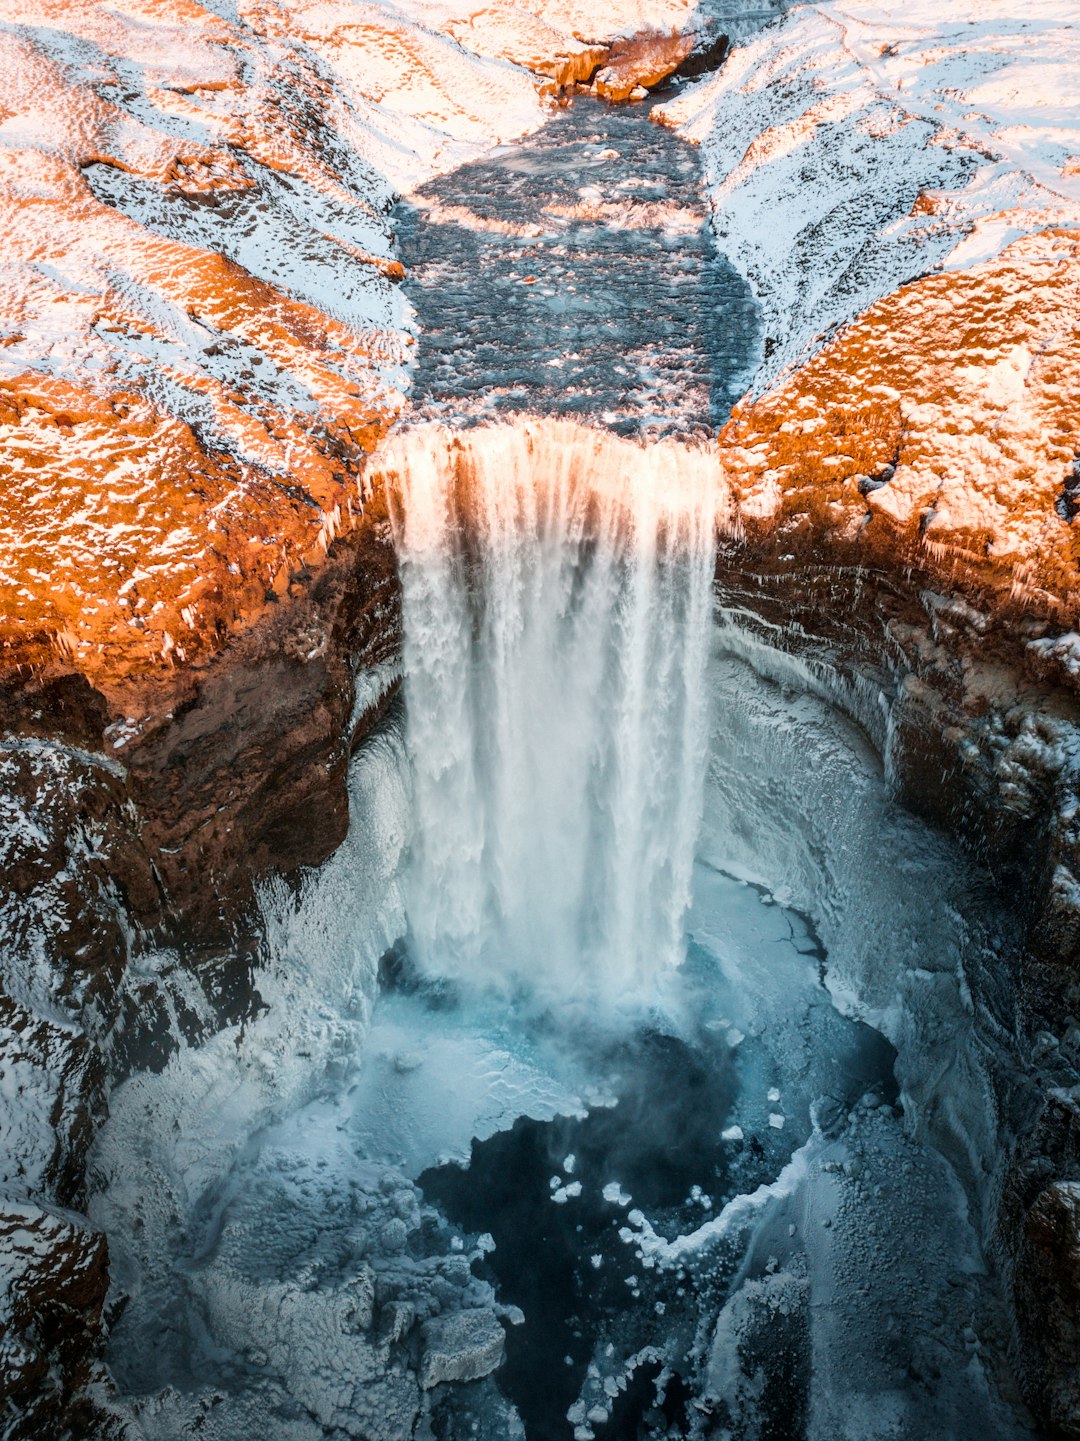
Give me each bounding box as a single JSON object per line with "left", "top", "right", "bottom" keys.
{"left": 419, "top": 1307, "right": 506, "bottom": 1389}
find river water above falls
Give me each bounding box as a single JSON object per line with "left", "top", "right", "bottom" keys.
{"left": 397, "top": 93, "right": 760, "bottom": 436}
{"left": 93, "top": 92, "right": 1039, "bottom": 1441}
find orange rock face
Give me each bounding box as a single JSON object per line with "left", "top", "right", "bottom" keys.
{"left": 0, "top": 1, "right": 415, "bottom": 695}
{"left": 0, "top": 0, "right": 564, "bottom": 703}
{"left": 0, "top": 325, "right": 393, "bottom": 686}
{"left": 719, "top": 230, "right": 1080, "bottom": 635}
{"left": 593, "top": 31, "right": 694, "bottom": 101}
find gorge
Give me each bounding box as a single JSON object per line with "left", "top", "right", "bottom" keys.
{"left": 2, "top": 3, "right": 1079, "bottom": 1440}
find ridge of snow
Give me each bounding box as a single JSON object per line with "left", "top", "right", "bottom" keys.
{"left": 660, "top": 0, "right": 1080, "bottom": 390}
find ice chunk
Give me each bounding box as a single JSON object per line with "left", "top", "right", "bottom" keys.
{"left": 602, "top": 1182, "right": 631, "bottom": 1206}
{"left": 419, "top": 1309, "right": 505, "bottom": 1389}
{"left": 380, "top": 1218, "right": 408, "bottom": 1252}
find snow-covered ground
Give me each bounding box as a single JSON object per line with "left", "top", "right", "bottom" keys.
{"left": 0, "top": 0, "right": 732, "bottom": 679}
{"left": 661, "top": 0, "right": 1080, "bottom": 387}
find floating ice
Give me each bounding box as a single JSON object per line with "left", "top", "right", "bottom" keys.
{"left": 603, "top": 1182, "right": 633, "bottom": 1207}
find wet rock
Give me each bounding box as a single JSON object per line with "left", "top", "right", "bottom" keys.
{"left": 674, "top": 30, "right": 730, "bottom": 80}
{"left": 419, "top": 1308, "right": 505, "bottom": 1390}
{"left": 1017, "top": 1180, "right": 1080, "bottom": 1437}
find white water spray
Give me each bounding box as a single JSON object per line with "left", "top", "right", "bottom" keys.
{"left": 377, "top": 419, "right": 726, "bottom": 1006}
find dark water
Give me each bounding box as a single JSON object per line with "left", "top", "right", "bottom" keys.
{"left": 397, "top": 92, "right": 760, "bottom": 437}
{"left": 415, "top": 917, "right": 900, "bottom": 1441}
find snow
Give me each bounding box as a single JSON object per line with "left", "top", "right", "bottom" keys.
{"left": 660, "top": 0, "right": 1080, "bottom": 389}
{"left": 337, "top": 990, "right": 592, "bottom": 1175}
{"left": 0, "top": 0, "right": 715, "bottom": 677}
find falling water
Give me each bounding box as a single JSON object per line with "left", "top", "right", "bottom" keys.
{"left": 378, "top": 419, "right": 726, "bottom": 1006}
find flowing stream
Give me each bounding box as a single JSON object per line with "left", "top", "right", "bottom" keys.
{"left": 397, "top": 91, "right": 760, "bottom": 436}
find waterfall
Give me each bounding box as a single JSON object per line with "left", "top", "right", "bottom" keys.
{"left": 377, "top": 419, "right": 726, "bottom": 1008}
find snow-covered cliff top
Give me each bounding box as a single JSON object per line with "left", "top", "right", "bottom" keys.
{"left": 0, "top": 0, "right": 703, "bottom": 685}
{"left": 1, "top": 0, "right": 1079, "bottom": 689}
{"left": 662, "top": 0, "right": 1080, "bottom": 388}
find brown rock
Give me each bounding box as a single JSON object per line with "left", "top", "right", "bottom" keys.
{"left": 0, "top": 1202, "right": 113, "bottom": 1439}
{"left": 594, "top": 31, "right": 694, "bottom": 102}
{"left": 718, "top": 230, "right": 1080, "bottom": 636}
{"left": 1018, "top": 1178, "right": 1080, "bottom": 1437}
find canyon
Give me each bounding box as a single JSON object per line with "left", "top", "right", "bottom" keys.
{"left": 1, "top": 1, "right": 1079, "bottom": 1438}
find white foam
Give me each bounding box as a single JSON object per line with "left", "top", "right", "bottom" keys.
{"left": 380, "top": 419, "right": 726, "bottom": 1009}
